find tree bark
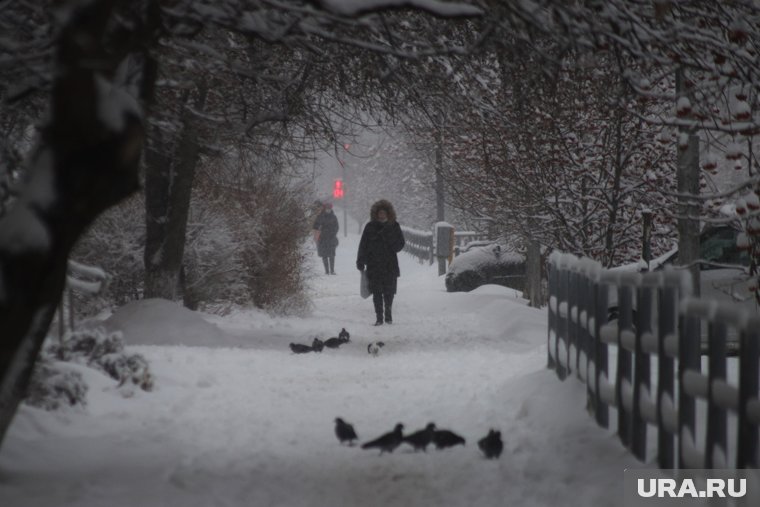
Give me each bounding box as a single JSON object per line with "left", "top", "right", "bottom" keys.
{"left": 144, "top": 84, "right": 208, "bottom": 304}
{"left": 675, "top": 69, "right": 701, "bottom": 296}
{"left": 0, "top": 0, "right": 144, "bottom": 450}
{"left": 602, "top": 80, "right": 627, "bottom": 268}
{"left": 677, "top": 134, "right": 701, "bottom": 296}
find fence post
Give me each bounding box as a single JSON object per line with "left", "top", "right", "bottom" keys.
{"left": 435, "top": 223, "right": 453, "bottom": 275}
{"left": 630, "top": 285, "right": 651, "bottom": 461}
{"left": 706, "top": 320, "right": 728, "bottom": 468}
{"left": 738, "top": 326, "right": 759, "bottom": 468}
{"left": 548, "top": 261, "right": 558, "bottom": 371}
{"left": 568, "top": 270, "right": 579, "bottom": 377}
{"left": 593, "top": 278, "right": 609, "bottom": 428}
{"left": 678, "top": 312, "right": 701, "bottom": 469}
{"left": 556, "top": 264, "right": 570, "bottom": 380}
{"left": 657, "top": 285, "right": 677, "bottom": 469}
{"left": 616, "top": 283, "right": 634, "bottom": 451}
{"left": 577, "top": 271, "right": 590, "bottom": 381}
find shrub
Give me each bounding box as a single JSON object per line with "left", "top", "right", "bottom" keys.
{"left": 46, "top": 327, "right": 154, "bottom": 391}
{"left": 25, "top": 360, "right": 88, "bottom": 410}
{"left": 70, "top": 193, "right": 146, "bottom": 316}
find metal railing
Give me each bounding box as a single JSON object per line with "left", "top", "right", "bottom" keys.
{"left": 400, "top": 226, "right": 490, "bottom": 264}
{"left": 56, "top": 260, "right": 109, "bottom": 339}
{"left": 400, "top": 226, "right": 435, "bottom": 264}
{"left": 548, "top": 252, "right": 760, "bottom": 469}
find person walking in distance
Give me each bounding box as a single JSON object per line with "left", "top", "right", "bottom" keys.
{"left": 356, "top": 200, "right": 405, "bottom": 325}
{"left": 313, "top": 202, "right": 339, "bottom": 275}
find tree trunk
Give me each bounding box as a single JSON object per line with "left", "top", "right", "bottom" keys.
{"left": 0, "top": 0, "right": 145, "bottom": 450}
{"left": 143, "top": 84, "right": 208, "bottom": 304}
{"left": 603, "top": 96, "right": 625, "bottom": 268}
{"left": 675, "top": 69, "right": 701, "bottom": 296}
{"left": 435, "top": 127, "right": 445, "bottom": 222}
{"left": 677, "top": 134, "right": 701, "bottom": 296}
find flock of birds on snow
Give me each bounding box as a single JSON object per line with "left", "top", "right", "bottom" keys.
{"left": 289, "top": 328, "right": 384, "bottom": 356}
{"left": 291, "top": 328, "right": 503, "bottom": 459}
{"left": 334, "top": 418, "right": 503, "bottom": 460}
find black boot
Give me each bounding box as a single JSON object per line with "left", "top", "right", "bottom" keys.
{"left": 383, "top": 293, "right": 394, "bottom": 324}
{"left": 322, "top": 257, "right": 330, "bottom": 275}
{"left": 372, "top": 292, "right": 384, "bottom": 325}
{"left": 329, "top": 256, "right": 335, "bottom": 275}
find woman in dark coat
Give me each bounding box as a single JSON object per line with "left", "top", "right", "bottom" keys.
{"left": 356, "top": 199, "right": 405, "bottom": 325}
{"left": 313, "top": 202, "right": 339, "bottom": 274}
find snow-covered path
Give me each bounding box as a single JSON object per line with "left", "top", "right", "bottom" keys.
{"left": 0, "top": 231, "right": 638, "bottom": 507}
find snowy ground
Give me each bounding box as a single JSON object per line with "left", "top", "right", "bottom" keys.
{"left": 0, "top": 230, "right": 641, "bottom": 507}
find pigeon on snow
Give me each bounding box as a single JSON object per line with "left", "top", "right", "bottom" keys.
{"left": 432, "top": 429, "right": 466, "bottom": 449}
{"left": 289, "top": 343, "right": 312, "bottom": 354}
{"left": 402, "top": 423, "right": 436, "bottom": 452}
{"left": 361, "top": 423, "right": 404, "bottom": 455}
{"left": 324, "top": 330, "right": 350, "bottom": 349}
{"left": 334, "top": 417, "right": 358, "bottom": 446}
{"left": 477, "top": 429, "right": 503, "bottom": 459}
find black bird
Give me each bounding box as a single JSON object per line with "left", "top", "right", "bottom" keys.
{"left": 324, "top": 333, "right": 349, "bottom": 349}
{"left": 311, "top": 337, "right": 324, "bottom": 352}
{"left": 367, "top": 341, "right": 385, "bottom": 356}
{"left": 402, "top": 423, "right": 436, "bottom": 452}
{"left": 334, "top": 417, "right": 358, "bottom": 446}
{"left": 432, "top": 429, "right": 466, "bottom": 450}
{"left": 477, "top": 429, "right": 503, "bottom": 459}
{"left": 338, "top": 328, "right": 350, "bottom": 341}
{"left": 289, "top": 343, "right": 312, "bottom": 354}
{"left": 323, "top": 337, "right": 342, "bottom": 348}
{"left": 361, "top": 423, "right": 404, "bottom": 455}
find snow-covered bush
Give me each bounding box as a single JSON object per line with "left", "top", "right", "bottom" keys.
{"left": 70, "top": 193, "right": 145, "bottom": 315}
{"left": 46, "top": 327, "right": 154, "bottom": 391}
{"left": 203, "top": 155, "right": 313, "bottom": 314}
{"left": 25, "top": 360, "right": 88, "bottom": 410}
{"left": 71, "top": 184, "right": 249, "bottom": 315}
{"left": 235, "top": 181, "right": 313, "bottom": 314}
{"left": 72, "top": 161, "right": 312, "bottom": 316}
{"left": 182, "top": 187, "right": 249, "bottom": 312}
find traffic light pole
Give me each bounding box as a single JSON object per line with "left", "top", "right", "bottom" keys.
{"left": 341, "top": 144, "right": 349, "bottom": 237}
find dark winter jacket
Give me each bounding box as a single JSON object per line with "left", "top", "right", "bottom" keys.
{"left": 313, "top": 210, "right": 339, "bottom": 258}
{"left": 356, "top": 200, "right": 405, "bottom": 292}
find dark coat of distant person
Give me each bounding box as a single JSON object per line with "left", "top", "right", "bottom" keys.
{"left": 313, "top": 206, "right": 339, "bottom": 258}
{"left": 356, "top": 200, "right": 405, "bottom": 294}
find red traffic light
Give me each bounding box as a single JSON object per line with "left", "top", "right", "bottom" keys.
{"left": 333, "top": 179, "right": 344, "bottom": 199}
